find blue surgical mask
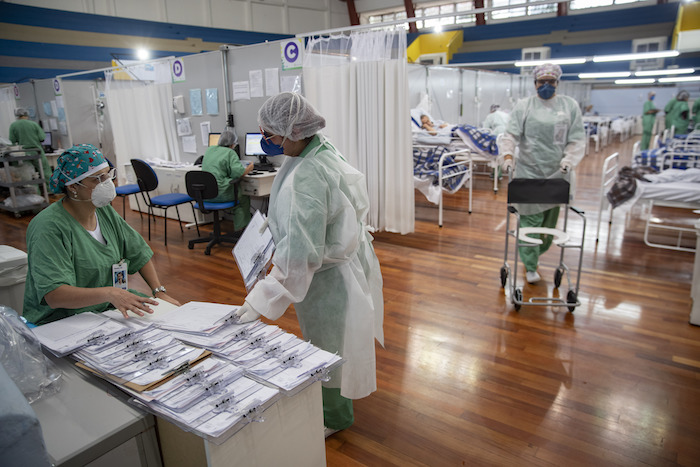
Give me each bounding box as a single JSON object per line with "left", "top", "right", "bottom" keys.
{"left": 537, "top": 83, "right": 556, "bottom": 100}
{"left": 260, "top": 137, "right": 284, "bottom": 156}
{"left": 650, "top": 95, "right": 655, "bottom": 101}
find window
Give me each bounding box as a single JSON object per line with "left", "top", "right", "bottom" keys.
{"left": 631, "top": 37, "right": 667, "bottom": 71}
{"left": 570, "top": 0, "right": 646, "bottom": 9}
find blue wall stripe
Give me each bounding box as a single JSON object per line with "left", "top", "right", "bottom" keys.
{"left": 0, "top": 3, "right": 291, "bottom": 44}
{"left": 0, "top": 39, "right": 184, "bottom": 61}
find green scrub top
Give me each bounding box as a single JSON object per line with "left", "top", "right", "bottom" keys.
{"left": 8, "top": 118, "right": 51, "bottom": 177}
{"left": 201, "top": 145, "right": 247, "bottom": 202}
{"left": 642, "top": 99, "right": 657, "bottom": 133}
{"left": 664, "top": 98, "right": 677, "bottom": 130}
{"left": 693, "top": 99, "right": 700, "bottom": 127}
{"left": 668, "top": 100, "right": 690, "bottom": 135}
{"left": 23, "top": 200, "right": 153, "bottom": 325}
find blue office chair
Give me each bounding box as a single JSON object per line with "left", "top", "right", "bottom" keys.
{"left": 130, "top": 158, "right": 199, "bottom": 246}
{"left": 185, "top": 170, "right": 241, "bottom": 255}
{"left": 105, "top": 158, "right": 142, "bottom": 219}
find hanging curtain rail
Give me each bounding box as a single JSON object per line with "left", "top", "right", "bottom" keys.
{"left": 55, "top": 56, "right": 176, "bottom": 79}
{"left": 295, "top": 0, "right": 571, "bottom": 38}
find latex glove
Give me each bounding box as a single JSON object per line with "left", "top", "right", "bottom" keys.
{"left": 560, "top": 161, "right": 572, "bottom": 174}
{"left": 501, "top": 156, "right": 514, "bottom": 174}
{"left": 233, "top": 301, "right": 261, "bottom": 323}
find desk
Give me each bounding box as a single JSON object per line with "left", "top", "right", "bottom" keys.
{"left": 157, "top": 381, "right": 325, "bottom": 467}
{"left": 32, "top": 354, "right": 162, "bottom": 467}
{"left": 240, "top": 170, "right": 276, "bottom": 197}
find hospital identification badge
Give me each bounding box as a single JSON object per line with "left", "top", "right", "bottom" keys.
{"left": 112, "top": 260, "right": 128, "bottom": 290}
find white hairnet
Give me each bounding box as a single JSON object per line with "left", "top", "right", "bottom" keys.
{"left": 257, "top": 92, "right": 326, "bottom": 142}
{"left": 15, "top": 108, "right": 29, "bottom": 118}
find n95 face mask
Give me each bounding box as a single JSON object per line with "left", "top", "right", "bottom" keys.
{"left": 91, "top": 179, "right": 117, "bottom": 208}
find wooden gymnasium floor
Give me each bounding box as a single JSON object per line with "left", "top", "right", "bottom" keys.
{"left": 2, "top": 135, "right": 699, "bottom": 466}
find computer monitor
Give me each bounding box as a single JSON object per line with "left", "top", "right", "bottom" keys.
{"left": 43, "top": 131, "right": 53, "bottom": 151}
{"left": 245, "top": 133, "right": 276, "bottom": 171}
{"left": 208, "top": 132, "right": 221, "bottom": 147}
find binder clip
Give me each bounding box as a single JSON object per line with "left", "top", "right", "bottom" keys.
{"left": 202, "top": 378, "right": 226, "bottom": 395}
{"left": 124, "top": 336, "right": 146, "bottom": 350}
{"left": 262, "top": 344, "right": 282, "bottom": 359}
{"left": 166, "top": 360, "right": 192, "bottom": 378}
{"left": 212, "top": 395, "right": 237, "bottom": 414}
{"left": 310, "top": 368, "right": 331, "bottom": 383}
{"left": 248, "top": 335, "right": 266, "bottom": 349}
{"left": 231, "top": 327, "right": 250, "bottom": 341}
{"left": 133, "top": 346, "right": 156, "bottom": 361}
{"left": 183, "top": 369, "right": 205, "bottom": 386}
{"left": 280, "top": 352, "right": 303, "bottom": 369}
{"left": 86, "top": 331, "right": 107, "bottom": 346}
{"left": 146, "top": 355, "right": 169, "bottom": 369}
{"left": 241, "top": 400, "right": 265, "bottom": 423}
{"left": 115, "top": 331, "right": 134, "bottom": 344}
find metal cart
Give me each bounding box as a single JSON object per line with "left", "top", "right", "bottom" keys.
{"left": 500, "top": 178, "right": 586, "bottom": 312}
{"left": 0, "top": 147, "right": 49, "bottom": 218}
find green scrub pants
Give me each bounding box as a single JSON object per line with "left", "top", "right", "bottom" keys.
{"left": 518, "top": 207, "right": 560, "bottom": 272}
{"left": 641, "top": 131, "right": 652, "bottom": 151}
{"left": 225, "top": 195, "right": 251, "bottom": 230}
{"left": 322, "top": 387, "right": 354, "bottom": 430}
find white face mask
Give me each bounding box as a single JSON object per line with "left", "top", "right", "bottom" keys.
{"left": 90, "top": 179, "right": 116, "bottom": 208}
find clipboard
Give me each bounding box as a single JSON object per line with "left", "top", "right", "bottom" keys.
{"left": 232, "top": 210, "right": 275, "bottom": 292}
{"left": 76, "top": 349, "right": 212, "bottom": 393}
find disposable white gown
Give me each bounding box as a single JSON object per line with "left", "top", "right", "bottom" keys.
{"left": 483, "top": 110, "right": 509, "bottom": 136}
{"left": 245, "top": 134, "right": 384, "bottom": 399}
{"left": 499, "top": 94, "right": 585, "bottom": 215}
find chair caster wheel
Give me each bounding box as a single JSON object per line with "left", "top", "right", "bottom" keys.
{"left": 188, "top": 243, "right": 194, "bottom": 250}
{"left": 205, "top": 249, "right": 211, "bottom": 255}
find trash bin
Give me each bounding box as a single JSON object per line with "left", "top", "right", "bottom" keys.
{"left": 0, "top": 245, "right": 28, "bottom": 316}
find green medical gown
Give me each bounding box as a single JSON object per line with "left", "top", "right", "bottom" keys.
{"left": 201, "top": 145, "right": 251, "bottom": 229}
{"left": 8, "top": 118, "right": 51, "bottom": 177}
{"left": 693, "top": 99, "right": 700, "bottom": 127}
{"left": 23, "top": 200, "right": 153, "bottom": 325}
{"left": 245, "top": 134, "right": 384, "bottom": 400}
{"left": 664, "top": 98, "right": 677, "bottom": 130}
{"left": 667, "top": 100, "right": 690, "bottom": 135}
{"left": 641, "top": 99, "right": 657, "bottom": 150}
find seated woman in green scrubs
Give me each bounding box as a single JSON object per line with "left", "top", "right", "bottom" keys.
{"left": 201, "top": 130, "right": 254, "bottom": 230}
{"left": 23, "top": 144, "right": 181, "bottom": 326}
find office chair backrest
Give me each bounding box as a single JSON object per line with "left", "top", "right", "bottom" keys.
{"left": 507, "top": 178, "right": 570, "bottom": 205}
{"left": 130, "top": 159, "right": 159, "bottom": 192}
{"left": 186, "top": 171, "right": 218, "bottom": 203}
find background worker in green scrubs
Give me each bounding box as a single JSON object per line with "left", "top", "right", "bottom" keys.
{"left": 23, "top": 144, "right": 180, "bottom": 325}
{"left": 8, "top": 107, "right": 51, "bottom": 178}
{"left": 201, "top": 129, "right": 253, "bottom": 230}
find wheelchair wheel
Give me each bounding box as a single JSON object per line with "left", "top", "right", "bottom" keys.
{"left": 554, "top": 267, "right": 564, "bottom": 288}
{"left": 500, "top": 267, "right": 508, "bottom": 288}
{"left": 567, "top": 290, "right": 577, "bottom": 312}
{"left": 513, "top": 288, "right": 522, "bottom": 311}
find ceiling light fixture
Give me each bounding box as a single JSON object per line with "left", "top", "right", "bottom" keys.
{"left": 514, "top": 58, "right": 587, "bottom": 67}
{"left": 658, "top": 76, "right": 700, "bottom": 83}
{"left": 578, "top": 72, "right": 631, "bottom": 79}
{"left": 635, "top": 68, "right": 695, "bottom": 76}
{"left": 614, "top": 78, "right": 656, "bottom": 85}
{"left": 593, "top": 50, "right": 679, "bottom": 63}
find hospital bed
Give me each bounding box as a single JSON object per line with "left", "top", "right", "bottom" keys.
{"left": 597, "top": 151, "right": 700, "bottom": 252}
{"left": 413, "top": 144, "right": 472, "bottom": 227}
{"left": 410, "top": 108, "right": 501, "bottom": 194}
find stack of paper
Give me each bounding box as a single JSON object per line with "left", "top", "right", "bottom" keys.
{"left": 32, "top": 312, "right": 130, "bottom": 357}
{"left": 125, "top": 356, "right": 280, "bottom": 439}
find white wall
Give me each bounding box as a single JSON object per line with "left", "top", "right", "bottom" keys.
{"left": 7, "top": 0, "right": 350, "bottom": 35}
{"left": 590, "top": 85, "right": 700, "bottom": 117}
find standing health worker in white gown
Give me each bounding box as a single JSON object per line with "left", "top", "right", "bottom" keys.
{"left": 233, "top": 92, "right": 384, "bottom": 434}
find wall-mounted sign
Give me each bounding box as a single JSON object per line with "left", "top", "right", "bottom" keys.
{"left": 53, "top": 79, "right": 62, "bottom": 96}
{"left": 281, "top": 39, "right": 304, "bottom": 71}
{"left": 171, "top": 59, "right": 186, "bottom": 83}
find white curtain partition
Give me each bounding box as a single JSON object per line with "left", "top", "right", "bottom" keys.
{"left": 104, "top": 62, "right": 180, "bottom": 182}
{"left": 0, "top": 86, "right": 17, "bottom": 141}
{"left": 303, "top": 29, "right": 414, "bottom": 234}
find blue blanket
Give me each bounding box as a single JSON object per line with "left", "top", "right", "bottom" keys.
{"left": 413, "top": 146, "right": 468, "bottom": 192}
